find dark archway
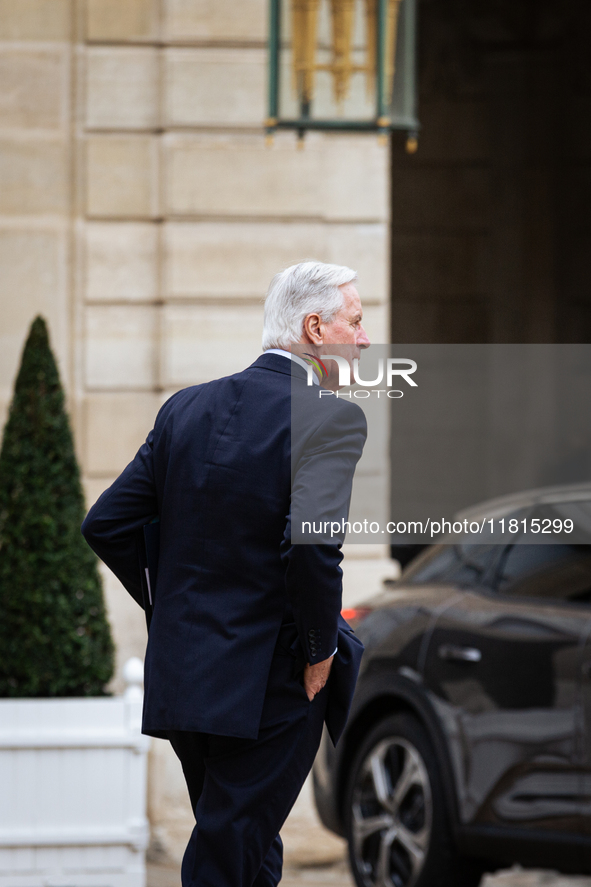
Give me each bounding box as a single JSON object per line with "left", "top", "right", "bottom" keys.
{"left": 391, "top": 0, "right": 591, "bottom": 343}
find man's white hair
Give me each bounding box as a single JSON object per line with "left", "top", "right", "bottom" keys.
{"left": 262, "top": 261, "right": 357, "bottom": 351}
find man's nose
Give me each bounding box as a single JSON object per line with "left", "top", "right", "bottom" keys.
{"left": 357, "top": 325, "right": 370, "bottom": 348}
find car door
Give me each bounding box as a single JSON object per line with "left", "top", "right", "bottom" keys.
{"left": 422, "top": 543, "right": 591, "bottom": 838}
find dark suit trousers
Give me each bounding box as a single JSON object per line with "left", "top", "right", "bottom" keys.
{"left": 166, "top": 625, "right": 329, "bottom": 887}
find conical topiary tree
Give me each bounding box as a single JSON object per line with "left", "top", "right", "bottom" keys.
{"left": 0, "top": 317, "right": 114, "bottom": 697}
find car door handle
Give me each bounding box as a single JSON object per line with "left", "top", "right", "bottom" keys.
{"left": 438, "top": 644, "right": 482, "bottom": 663}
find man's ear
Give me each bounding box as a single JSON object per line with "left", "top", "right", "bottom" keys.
{"left": 302, "top": 312, "right": 324, "bottom": 345}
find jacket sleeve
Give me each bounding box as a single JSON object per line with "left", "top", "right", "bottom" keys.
{"left": 281, "top": 401, "right": 367, "bottom": 665}
{"left": 81, "top": 431, "right": 158, "bottom": 607}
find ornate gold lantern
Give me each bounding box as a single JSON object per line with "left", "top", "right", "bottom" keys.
{"left": 267, "top": 0, "right": 418, "bottom": 145}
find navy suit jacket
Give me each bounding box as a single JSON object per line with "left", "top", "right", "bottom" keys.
{"left": 82, "top": 353, "right": 366, "bottom": 744}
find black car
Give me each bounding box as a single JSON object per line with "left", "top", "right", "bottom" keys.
{"left": 314, "top": 484, "right": 591, "bottom": 887}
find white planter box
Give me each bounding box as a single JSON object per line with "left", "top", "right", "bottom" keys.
{"left": 0, "top": 660, "right": 150, "bottom": 887}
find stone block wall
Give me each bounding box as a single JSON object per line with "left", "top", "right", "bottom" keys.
{"left": 0, "top": 0, "right": 393, "bottom": 863}
{"left": 0, "top": 0, "right": 72, "bottom": 432}
{"left": 0, "top": 0, "right": 392, "bottom": 622}
{"left": 78, "top": 2, "right": 390, "bottom": 496}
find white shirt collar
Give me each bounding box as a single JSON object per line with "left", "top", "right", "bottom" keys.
{"left": 264, "top": 349, "right": 320, "bottom": 385}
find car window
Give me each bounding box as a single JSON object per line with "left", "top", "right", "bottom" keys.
{"left": 523, "top": 500, "right": 591, "bottom": 544}
{"left": 403, "top": 544, "right": 501, "bottom": 588}
{"left": 495, "top": 544, "right": 591, "bottom": 603}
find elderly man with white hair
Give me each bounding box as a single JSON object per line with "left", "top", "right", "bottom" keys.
{"left": 82, "top": 261, "right": 369, "bottom": 887}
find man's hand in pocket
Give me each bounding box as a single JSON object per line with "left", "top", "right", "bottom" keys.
{"left": 303, "top": 655, "right": 334, "bottom": 701}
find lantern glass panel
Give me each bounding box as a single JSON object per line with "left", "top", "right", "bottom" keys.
{"left": 272, "top": 0, "right": 418, "bottom": 132}
{"left": 278, "top": 0, "right": 375, "bottom": 123}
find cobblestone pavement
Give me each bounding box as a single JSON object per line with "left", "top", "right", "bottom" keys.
{"left": 146, "top": 777, "right": 591, "bottom": 887}
{"left": 148, "top": 860, "right": 591, "bottom": 887}
{"left": 280, "top": 867, "right": 591, "bottom": 887}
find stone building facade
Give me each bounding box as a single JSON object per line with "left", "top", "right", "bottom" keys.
{"left": 3, "top": 0, "right": 590, "bottom": 865}
{"left": 0, "top": 0, "right": 394, "bottom": 860}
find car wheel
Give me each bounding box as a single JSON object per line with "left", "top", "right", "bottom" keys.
{"left": 344, "top": 713, "right": 482, "bottom": 887}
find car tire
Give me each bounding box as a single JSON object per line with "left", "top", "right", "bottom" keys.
{"left": 344, "top": 713, "right": 483, "bottom": 887}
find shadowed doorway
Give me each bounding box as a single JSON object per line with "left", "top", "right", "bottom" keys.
{"left": 391, "top": 0, "right": 591, "bottom": 344}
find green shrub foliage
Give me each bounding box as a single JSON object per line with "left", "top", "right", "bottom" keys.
{"left": 0, "top": 317, "right": 114, "bottom": 697}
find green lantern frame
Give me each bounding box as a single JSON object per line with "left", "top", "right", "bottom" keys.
{"left": 267, "top": 0, "right": 419, "bottom": 144}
